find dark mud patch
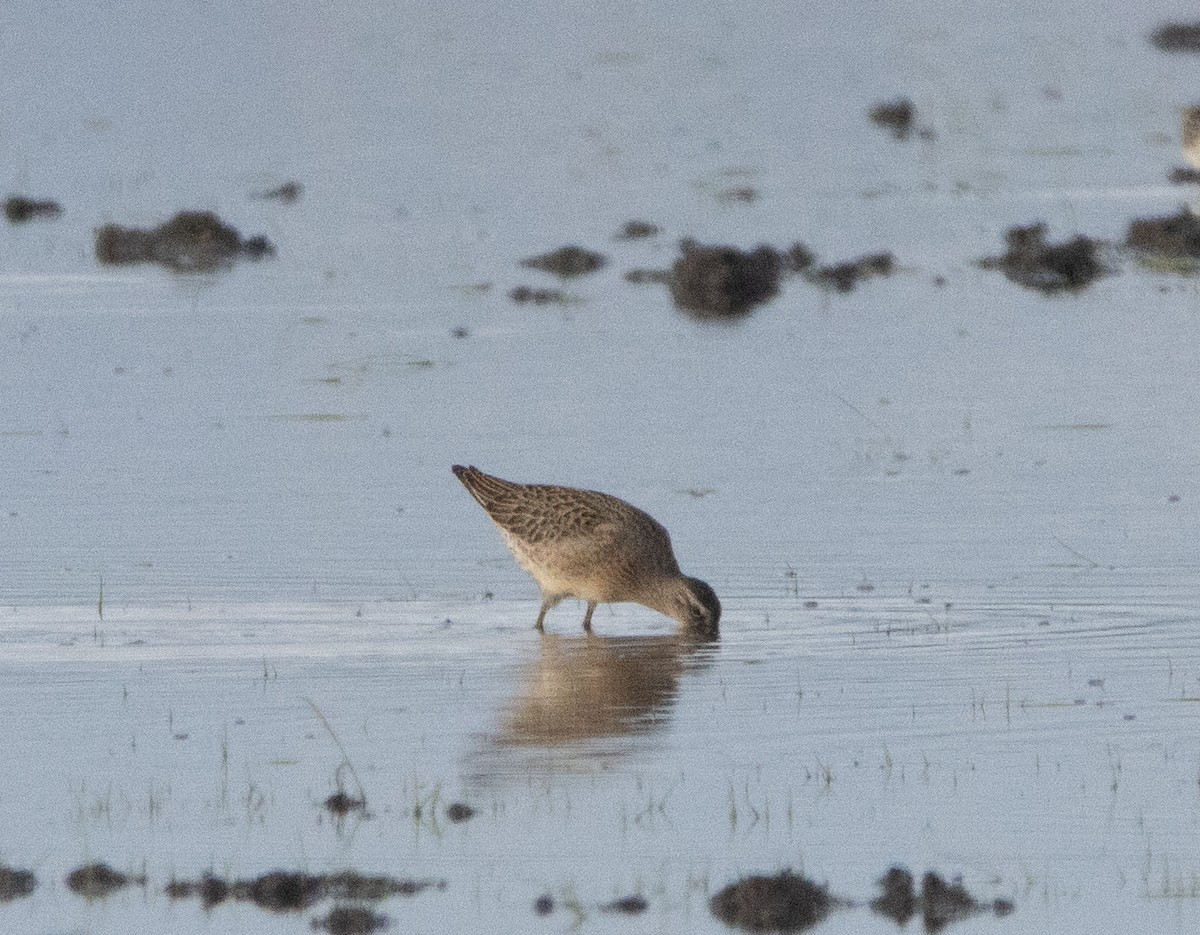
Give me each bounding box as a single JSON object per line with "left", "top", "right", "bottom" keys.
{"left": 444, "top": 802, "right": 475, "bottom": 823}
{"left": 602, "top": 895, "right": 648, "bottom": 914}
{"left": 710, "top": 871, "right": 834, "bottom": 932}
{"left": 257, "top": 180, "right": 303, "bottom": 203}
{"left": 624, "top": 267, "right": 671, "bottom": 284}
{"left": 325, "top": 791, "right": 367, "bottom": 816}
{"left": 1168, "top": 166, "right": 1200, "bottom": 184}
{"left": 871, "top": 867, "right": 1014, "bottom": 933}
{"left": 1151, "top": 22, "right": 1200, "bottom": 52}
{"left": 979, "top": 223, "right": 1107, "bottom": 294}
{"left": 669, "top": 239, "right": 783, "bottom": 319}
{"left": 615, "top": 220, "right": 659, "bottom": 240}
{"left": 810, "top": 252, "right": 894, "bottom": 292}
{"left": 166, "top": 870, "right": 444, "bottom": 913}
{"left": 520, "top": 245, "right": 606, "bottom": 277}
{"left": 312, "top": 904, "right": 389, "bottom": 934}
{"left": 509, "top": 285, "right": 570, "bottom": 305}
{"left": 1126, "top": 208, "right": 1200, "bottom": 271}
{"left": 4, "top": 195, "right": 62, "bottom": 223}
{"left": 0, "top": 865, "right": 36, "bottom": 902}
{"left": 66, "top": 863, "right": 145, "bottom": 900}
{"left": 95, "top": 210, "right": 275, "bottom": 273}
{"left": 867, "top": 98, "right": 934, "bottom": 140}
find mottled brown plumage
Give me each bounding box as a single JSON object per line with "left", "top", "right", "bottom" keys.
{"left": 452, "top": 465, "right": 720, "bottom": 635}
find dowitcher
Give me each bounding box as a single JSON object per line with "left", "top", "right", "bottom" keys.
{"left": 452, "top": 465, "right": 720, "bottom": 635}
{"left": 1184, "top": 106, "right": 1200, "bottom": 168}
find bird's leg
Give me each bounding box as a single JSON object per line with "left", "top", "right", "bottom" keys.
{"left": 535, "top": 593, "right": 563, "bottom": 631}
{"left": 581, "top": 601, "right": 597, "bottom": 632}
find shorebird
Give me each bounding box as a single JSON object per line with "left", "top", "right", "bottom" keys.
{"left": 1185, "top": 106, "right": 1200, "bottom": 168}
{"left": 452, "top": 465, "right": 720, "bottom": 635}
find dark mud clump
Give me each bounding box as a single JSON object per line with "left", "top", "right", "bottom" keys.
{"left": 1126, "top": 208, "right": 1200, "bottom": 266}
{"left": 810, "top": 252, "right": 894, "bottom": 292}
{"left": 444, "top": 802, "right": 475, "bottom": 823}
{"left": 0, "top": 865, "right": 36, "bottom": 902}
{"left": 979, "top": 223, "right": 1106, "bottom": 294}
{"left": 312, "top": 904, "right": 388, "bottom": 935}
{"left": 869, "top": 98, "right": 915, "bottom": 139}
{"left": 787, "top": 242, "right": 816, "bottom": 272}
{"left": 66, "top": 863, "right": 145, "bottom": 900}
{"left": 325, "top": 791, "right": 367, "bottom": 816}
{"left": 624, "top": 267, "right": 671, "bottom": 284}
{"left": 534, "top": 893, "right": 555, "bottom": 915}
{"left": 258, "top": 180, "right": 303, "bottom": 203}
{"left": 710, "top": 871, "right": 833, "bottom": 932}
{"left": 669, "top": 239, "right": 783, "bottom": 319}
{"left": 509, "top": 285, "right": 569, "bottom": 305}
{"left": 1168, "top": 166, "right": 1200, "bottom": 184}
{"left": 95, "top": 210, "right": 276, "bottom": 273}
{"left": 871, "top": 867, "right": 917, "bottom": 926}
{"left": 4, "top": 195, "right": 63, "bottom": 223}
{"left": 520, "top": 245, "right": 606, "bottom": 278}
{"left": 871, "top": 867, "right": 1014, "bottom": 933}
{"left": 603, "top": 895, "right": 648, "bottom": 915}
{"left": 166, "top": 870, "right": 443, "bottom": 913}
{"left": 616, "top": 220, "right": 659, "bottom": 240}
{"left": 165, "top": 872, "right": 230, "bottom": 908}
{"left": 1151, "top": 22, "right": 1200, "bottom": 52}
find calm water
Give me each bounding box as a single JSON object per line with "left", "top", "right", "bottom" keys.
{"left": 2, "top": 0, "right": 1200, "bottom": 932}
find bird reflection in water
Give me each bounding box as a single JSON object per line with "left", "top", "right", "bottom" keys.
{"left": 497, "top": 630, "right": 717, "bottom": 750}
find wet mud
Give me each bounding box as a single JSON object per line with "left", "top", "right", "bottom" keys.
{"left": 520, "top": 245, "right": 607, "bottom": 277}
{"left": 1150, "top": 22, "right": 1200, "bottom": 52}
{"left": 95, "top": 210, "right": 275, "bottom": 273}
{"left": 810, "top": 251, "right": 895, "bottom": 292}
{"left": 166, "top": 869, "right": 443, "bottom": 913}
{"left": 871, "top": 867, "right": 1014, "bottom": 933}
{"left": 312, "top": 904, "right": 389, "bottom": 934}
{"left": 65, "top": 863, "right": 145, "bottom": 899}
{"left": 4, "top": 195, "right": 62, "bottom": 223}
{"left": 509, "top": 285, "right": 570, "bottom": 305}
{"left": 669, "top": 239, "right": 784, "bottom": 319}
{"left": 710, "top": 871, "right": 835, "bottom": 932}
{"left": 0, "top": 865, "right": 36, "bottom": 902}
{"left": 979, "top": 222, "right": 1107, "bottom": 294}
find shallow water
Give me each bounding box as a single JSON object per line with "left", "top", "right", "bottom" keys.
{"left": 3, "top": 0, "right": 1200, "bottom": 932}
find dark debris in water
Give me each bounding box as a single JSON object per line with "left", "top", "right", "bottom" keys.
{"left": 669, "top": 239, "right": 784, "bottom": 319}
{"left": 1126, "top": 207, "right": 1200, "bottom": 262}
{"left": 444, "top": 802, "right": 475, "bottom": 823}
{"left": 810, "top": 252, "right": 895, "bottom": 293}
{"left": 710, "top": 871, "right": 834, "bottom": 932}
{"left": 534, "top": 893, "right": 555, "bottom": 915}
{"left": 312, "top": 904, "right": 389, "bottom": 935}
{"left": 1150, "top": 22, "right": 1200, "bottom": 52}
{"left": 602, "top": 894, "right": 648, "bottom": 915}
{"left": 0, "top": 865, "right": 36, "bottom": 902}
{"left": 1168, "top": 166, "right": 1200, "bottom": 184}
{"left": 979, "top": 222, "right": 1107, "bottom": 294}
{"left": 509, "top": 285, "right": 570, "bottom": 305}
{"left": 66, "top": 862, "right": 145, "bottom": 900}
{"left": 871, "top": 867, "right": 1014, "bottom": 933}
{"left": 616, "top": 220, "right": 660, "bottom": 240}
{"left": 166, "top": 870, "right": 444, "bottom": 913}
{"left": 324, "top": 791, "right": 367, "bottom": 816}
{"left": 95, "top": 210, "right": 275, "bottom": 273}
{"left": 624, "top": 267, "right": 671, "bottom": 284}
{"left": 4, "top": 195, "right": 63, "bottom": 223}
{"left": 257, "top": 180, "right": 303, "bottom": 203}
{"left": 520, "top": 245, "right": 607, "bottom": 277}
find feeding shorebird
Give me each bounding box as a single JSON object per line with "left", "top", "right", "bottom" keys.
{"left": 452, "top": 465, "right": 720, "bottom": 635}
